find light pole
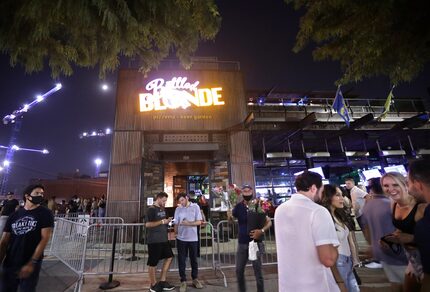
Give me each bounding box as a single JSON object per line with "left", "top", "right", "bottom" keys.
{"left": 94, "top": 158, "right": 102, "bottom": 177}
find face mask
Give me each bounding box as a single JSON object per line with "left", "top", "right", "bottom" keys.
{"left": 189, "top": 198, "right": 197, "bottom": 203}
{"left": 30, "top": 195, "right": 44, "bottom": 205}
{"left": 243, "top": 195, "right": 253, "bottom": 201}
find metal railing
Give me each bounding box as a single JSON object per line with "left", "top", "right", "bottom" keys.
{"left": 50, "top": 218, "right": 218, "bottom": 291}
{"left": 214, "top": 219, "right": 277, "bottom": 287}
{"left": 49, "top": 216, "right": 278, "bottom": 290}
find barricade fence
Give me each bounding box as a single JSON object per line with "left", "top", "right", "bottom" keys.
{"left": 215, "top": 219, "right": 277, "bottom": 267}
{"left": 49, "top": 217, "right": 276, "bottom": 291}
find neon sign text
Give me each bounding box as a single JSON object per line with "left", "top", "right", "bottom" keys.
{"left": 139, "top": 77, "right": 224, "bottom": 112}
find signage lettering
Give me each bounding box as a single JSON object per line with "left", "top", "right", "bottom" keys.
{"left": 139, "top": 77, "right": 224, "bottom": 112}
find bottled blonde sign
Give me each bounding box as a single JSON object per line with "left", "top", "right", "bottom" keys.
{"left": 139, "top": 77, "right": 224, "bottom": 112}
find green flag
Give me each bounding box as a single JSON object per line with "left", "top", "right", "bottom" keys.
{"left": 378, "top": 87, "right": 394, "bottom": 120}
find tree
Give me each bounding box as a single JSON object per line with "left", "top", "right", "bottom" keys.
{"left": 286, "top": 0, "right": 430, "bottom": 85}
{"left": 0, "top": 0, "right": 220, "bottom": 78}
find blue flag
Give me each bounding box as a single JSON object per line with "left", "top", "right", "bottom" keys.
{"left": 332, "top": 86, "right": 350, "bottom": 127}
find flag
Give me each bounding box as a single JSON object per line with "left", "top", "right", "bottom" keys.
{"left": 332, "top": 86, "right": 350, "bottom": 127}
{"left": 378, "top": 87, "right": 394, "bottom": 121}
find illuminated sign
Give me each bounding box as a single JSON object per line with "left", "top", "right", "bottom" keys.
{"left": 139, "top": 77, "right": 224, "bottom": 112}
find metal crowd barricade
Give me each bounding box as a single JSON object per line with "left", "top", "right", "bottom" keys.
{"left": 51, "top": 218, "right": 135, "bottom": 291}
{"left": 51, "top": 216, "right": 278, "bottom": 291}
{"left": 48, "top": 216, "right": 123, "bottom": 255}
{"left": 46, "top": 213, "right": 90, "bottom": 255}
{"left": 215, "top": 219, "right": 277, "bottom": 287}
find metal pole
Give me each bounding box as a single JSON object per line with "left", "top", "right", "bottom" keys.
{"left": 99, "top": 227, "right": 120, "bottom": 290}
{"left": 126, "top": 225, "right": 140, "bottom": 261}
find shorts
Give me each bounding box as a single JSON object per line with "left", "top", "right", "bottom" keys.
{"left": 381, "top": 262, "right": 407, "bottom": 283}
{"left": 147, "top": 242, "right": 173, "bottom": 267}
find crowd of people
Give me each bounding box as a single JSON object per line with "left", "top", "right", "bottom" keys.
{"left": 0, "top": 159, "right": 429, "bottom": 292}
{"left": 275, "top": 158, "right": 430, "bottom": 292}
{"left": 46, "top": 195, "right": 106, "bottom": 217}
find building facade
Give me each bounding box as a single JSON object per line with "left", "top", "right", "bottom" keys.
{"left": 108, "top": 65, "right": 254, "bottom": 222}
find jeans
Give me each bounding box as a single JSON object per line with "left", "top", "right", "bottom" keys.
{"left": 236, "top": 242, "right": 264, "bottom": 292}
{"left": 98, "top": 208, "right": 105, "bottom": 217}
{"left": 176, "top": 239, "right": 198, "bottom": 282}
{"left": 0, "top": 261, "right": 42, "bottom": 292}
{"left": 336, "top": 254, "right": 360, "bottom": 292}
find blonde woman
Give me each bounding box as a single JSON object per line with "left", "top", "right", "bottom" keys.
{"left": 381, "top": 172, "right": 427, "bottom": 291}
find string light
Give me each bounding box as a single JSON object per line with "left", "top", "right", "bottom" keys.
{"left": 2, "top": 83, "right": 62, "bottom": 124}
{"left": 79, "top": 128, "right": 112, "bottom": 139}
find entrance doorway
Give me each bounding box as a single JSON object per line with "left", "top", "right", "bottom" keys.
{"left": 173, "top": 175, "right": 209, "bottom": 199}
{"left": 164, "top": 161, "right": 208, "bottom": 207}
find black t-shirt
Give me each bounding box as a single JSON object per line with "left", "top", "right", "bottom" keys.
{"left": 3, "top": 206, "right": 54, "bottom": 269}
{"left": 145, "top": 205, "right": 168, "bottom": 244}
{"left": 1, "top": 199, "right": 19, "bottom": 216}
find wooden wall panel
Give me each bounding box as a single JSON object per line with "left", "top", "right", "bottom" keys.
{"left": 111, "top": 131, "right": 142, "bottom": 164}
{"left": 229, "top": 131, "right": 255, "bottom": 188}
{"left": 107, "top": 201, "right": 141, "bottom": 223}
{"left": 107, "top": 130, "right": 143, "bottom": 222}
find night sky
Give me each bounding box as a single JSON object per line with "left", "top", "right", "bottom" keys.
{"left": 0, "top": 0, "right": 429, "bottom": 193}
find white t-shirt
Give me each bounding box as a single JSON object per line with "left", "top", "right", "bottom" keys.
{"left": 274, "top": 194, "right": 340, "bottom": 292}
{"left": 350, "top": 186, "right": 367, "bottom": 218}
{"left": 335, "top": 221, "right": 351, "bottom": 257}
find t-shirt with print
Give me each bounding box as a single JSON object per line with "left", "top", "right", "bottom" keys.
{"left": 146, "top": 205, "right": 168, "bottom": 244}
{"left": 174, "top": 202, "right": 202, "bottom": 242}
{"left": 3, "top": 206, "right": 54, "bottom": 269}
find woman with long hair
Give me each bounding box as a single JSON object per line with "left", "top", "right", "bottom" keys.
{"left": 381, "top": 172, "right": 427, "bottom": 292}
{"left": 322, "top": 184, "right": 360, "bottom": 292}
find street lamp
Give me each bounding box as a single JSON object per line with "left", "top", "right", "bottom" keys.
{"left": 94, "top": 158, "right": 102, "bottom": 177}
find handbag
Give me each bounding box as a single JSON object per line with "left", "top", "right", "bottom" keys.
{"left": 248, "top": 240, "right": 259, "bottom": 261}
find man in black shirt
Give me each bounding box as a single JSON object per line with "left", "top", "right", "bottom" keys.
{"left": 0, "top": 192, "right": 19, "bottom": 235}
{"left": 0, "top": 184, "right": 54, "bottom": 292}
{"left": 145, "top": 192, "right": 175, "bottom": 292}
{"left": 408, "top": 159, "right": 430, "bottom": 291}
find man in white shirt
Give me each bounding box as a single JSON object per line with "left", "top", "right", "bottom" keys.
{"left": 275, "top": 171, "right": 340, "bottom": 292}
{"left": 345, "top": 177, "right": 368, "bottom": 230}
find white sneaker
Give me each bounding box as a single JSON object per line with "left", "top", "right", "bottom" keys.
{"left": 365, "top": 262, "right": 382, "bottom": 269}
{"left": 179, "top": 281, "right": 187, "bottom": 292}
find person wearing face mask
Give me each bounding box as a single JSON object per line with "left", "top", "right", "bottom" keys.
{"left": 229, "top": 184, "right": 272, "bottom": 292}
{"left": 0, "top": 184, "right": 54, "bottom": 292}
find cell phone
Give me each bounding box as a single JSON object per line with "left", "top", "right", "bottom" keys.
{"left": 168, "top": 219, "right": 176, "bottom": 227}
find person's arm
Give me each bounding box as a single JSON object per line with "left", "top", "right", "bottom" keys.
{"left": 313, "top": 208, "right": 339, "bottom": 267}
{"left": 0, "top": 232, "right": 11, "bottom": 263}
{"left": 145, "top": 208, "right": 171, "bottom": 228}
{"left": 145, "top": 218, "right": 170, "bottom": 228}
{"left": 363, "top": 225, "right": 371, "bottom": 244}
{"left": 350, "top": 190, "right": 359, "bottom": 214}
{"left": 181, "top": 205, "right": 202, "bottom": 226}
{"left": 18, "top": 227, "right": 52, "bottom": 278}
{"left": 250, "top": 215, "right": 272, "bottom": 240}
{"left": 415, "top": 203, "right": 428, "bottom": 222}
{"left": 317, "top": 244, "right": 338, "bottom": 267}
